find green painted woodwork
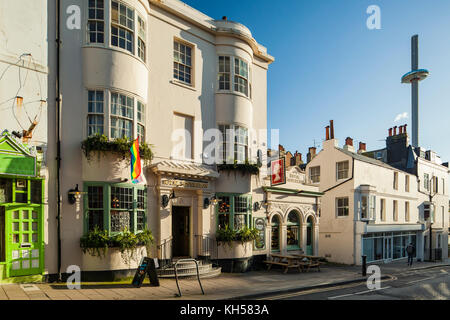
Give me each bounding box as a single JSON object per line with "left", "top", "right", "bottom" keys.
{"left": 0, "top": 178, "right": 44, "bottom": 279}
{"left": 83, "top": 181, "right": 147, "bottom": 235}
{"left": 215, "top": 193, "right": 252, "bottom": 231}
{"left": 0, "top": 131, "right": 37, "bottom": 177}
{"left": 263, "top": 186, "right": 324, "bottom": 197}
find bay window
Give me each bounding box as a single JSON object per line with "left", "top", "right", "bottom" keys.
{"left": 87, "top": 90, "right": 104, "bottom": 136}
{"left": 218, "top": 124, "right": 248, "bottom": 164}
{"left": 216, "top": 194, "right": 251, "bottom": 231}
{"left": 234, "top": 58, "right": 249, "bottom": 96}
{"left": 218, "top": 56, "right": 231, "bottom": 90}
{"left": 87, "top": 0, "right": 104, "bottom": 43}
{"left": 85, "top": 183, "right": 147, "bottom": 234}
{"left": 361, "top": 195, "right": 375, "bottom": 220}
{"left": 111, "top": 0, "right": 134, "bottom": 53}
{"left": 137, "top": 15, "right": 146, "bottom": 62}
{"left": 110, "top": 92, "right": 133, "bottom": 139}
{"left": 137, "top": 101, "right": 145, "bottom": 141}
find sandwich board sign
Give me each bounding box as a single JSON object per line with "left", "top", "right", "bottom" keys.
{"left": 132, "top": 257, "right": 160, "bottom": 288}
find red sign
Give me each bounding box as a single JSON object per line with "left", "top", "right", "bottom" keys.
{"left": 271, "top": 158, "right": 286, "bottom": 186}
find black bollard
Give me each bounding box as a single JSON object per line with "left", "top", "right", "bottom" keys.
{"left": 362, "top": 255, "right": 367, "bottom": 276}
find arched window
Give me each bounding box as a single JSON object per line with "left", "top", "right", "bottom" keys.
{"left": 306, "top": 216, "right": 314, "bottom": 255}
{"left": 271, "top": 215, "right": 280, "bottom": 252}
{"left": 287, "top": 211, "right": 300, "bottom": 250}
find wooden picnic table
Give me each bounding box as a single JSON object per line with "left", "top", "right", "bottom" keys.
{"left": 263, "top": 253, "right": 303, "bottom": 274}
{"left": 290, "top": 254, "right": 325, "bottom": 272}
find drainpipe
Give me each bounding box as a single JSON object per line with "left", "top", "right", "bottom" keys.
{"left": 55, "top": 0, "right": 62, "bottom": 282}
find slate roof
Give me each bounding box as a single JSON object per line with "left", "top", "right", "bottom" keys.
{"left": 336, "top": 147, "right": 407, "bottom": 172}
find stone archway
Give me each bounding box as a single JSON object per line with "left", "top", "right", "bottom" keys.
{"left": 306, "top": 215, "right": 315, "bottom": 255}
{"left": 269, "top": 214, "right": 282, "bottom": 252}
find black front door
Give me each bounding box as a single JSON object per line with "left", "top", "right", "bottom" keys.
{"left": 172, "top": 206, "right": 190, "bottom": 257}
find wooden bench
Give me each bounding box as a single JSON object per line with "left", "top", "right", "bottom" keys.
{"left": 291, "top": 254, "right": 325, "bottom": 272}
{"left": 264, "top": 254, "right": 303, "bottom": 274}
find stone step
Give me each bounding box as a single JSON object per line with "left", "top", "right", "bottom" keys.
{"left": 158, "top": 264, "right": 212, "bottom": 275}
{"left": 158, "top": 267, "right": 222, "bottom": 279}
{"left": 157, "top": 259, "right": 221, "bottom": 278}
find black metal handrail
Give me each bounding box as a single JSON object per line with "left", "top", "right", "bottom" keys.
{"left": 174, "top": 258, "right": 205, "bottom": 297}
{"left": 195, "top": 234, "right": 219, "bottom": 267}
{"left": 157, "top": 236, "right": 173, "bottom": 269}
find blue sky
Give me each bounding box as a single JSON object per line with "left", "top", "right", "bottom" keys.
{"left": 183, "top": 0, "right": 450, "bottom": 163}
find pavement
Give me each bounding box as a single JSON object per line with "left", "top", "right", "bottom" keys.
{"left": 0, "top": 259, "right": 448, "bottom": 300}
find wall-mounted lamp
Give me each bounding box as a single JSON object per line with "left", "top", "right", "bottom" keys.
{"left": 68, "top": 184, "right": 82, "bottom": 205}
{"left": 161, "top": 190, "right": 177, "bottom": 208}
{"left": 253, "top": 197, "right": 269, "bottom": 212}
{"left": 203, "top": 197, "right": 210, "bottom": 209}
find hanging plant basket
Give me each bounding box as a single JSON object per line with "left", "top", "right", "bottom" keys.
{"left": 81, "top": 134, "right": 153, "bottom": 165}
{"left": 217, "top": 160, "right": 261, "bottom": 175}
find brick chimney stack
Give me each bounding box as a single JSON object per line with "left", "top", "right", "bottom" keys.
{"left": 345, "top": 137, "right": 353, "bottom": 146}
{"left": 307, "top": 147, "right": 317, "bottom": 163}
{"left": 358, "top": 142, "right": 366, "bottom": 154}
{"left": 343, "top": 137, "right": 355, "bottom": 152}
{"left": 330, "top": 120, "right": 335, "bottom": 139}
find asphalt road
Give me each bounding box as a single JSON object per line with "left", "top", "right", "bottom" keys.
{"left": 259, "top": 266, "right": 450, "bottom": 300}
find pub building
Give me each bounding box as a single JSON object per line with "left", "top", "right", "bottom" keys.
{"left": 263, "top": 166, "right": 322, "bottom": 257}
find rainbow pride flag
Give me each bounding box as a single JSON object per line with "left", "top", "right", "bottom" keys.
{"left": 130, "top": 137, "right": 142, "bottom": 184}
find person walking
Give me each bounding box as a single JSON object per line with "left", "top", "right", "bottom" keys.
{"left": 406, "top": 242, "right": 415, "bottom": 267}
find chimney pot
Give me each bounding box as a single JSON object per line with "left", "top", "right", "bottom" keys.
{"left": 399, "top": 126, "right": 403, "bottom": 134}
{"left": 393, "top": 126, "right": 397, "bottom": 135}
{"left": 404, "top": 124, "right": 407, "bottom": 133}
{"left": 345, "top": 137, "right": 353, "bottom": 146}
{"left": 330, "top": 120, "right": 335, "bottom": 139}
{"left": 359, "top": 142, "right": 366, "bottom": 152}
{"left": 325, "top": 126, "right": 330, "bottom": 140}
{"left": 389, "top": 128, "right": 393, "bottom": 137}
{"left": 222, "top": 16, "right": 227, "bottom": 20}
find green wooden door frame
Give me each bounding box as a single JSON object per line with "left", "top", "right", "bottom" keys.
{"left": 215, "top": 193, "right": 252, "bottom": 231}
{"left": 1, "top": 177, "right": 45, "bottom": 278}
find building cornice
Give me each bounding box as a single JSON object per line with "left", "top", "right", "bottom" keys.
{"left": 148, "top": 0, "right": 274, "bottom": 64}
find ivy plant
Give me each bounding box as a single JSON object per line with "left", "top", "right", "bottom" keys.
{"left": 216, "top": 225, "right": 260, "bottom": 248}
{"left": 80, "top": 227, "right": 154, "bottom": 266}
{"left": 81, "top": 134, "right": 153, "bottom": 165}
{"left": 217, "top": 159, "right": 261, "bottom": 176}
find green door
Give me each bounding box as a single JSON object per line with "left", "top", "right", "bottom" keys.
{"left": 7, "top": 206, "right": 43, "bottom": 277}
{"left": 306, "top": 220, "right": 313, "bottom": 255}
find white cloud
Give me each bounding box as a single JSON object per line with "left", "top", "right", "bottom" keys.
{"left": 394, "top": 112, "right": 408, "bottom": 122}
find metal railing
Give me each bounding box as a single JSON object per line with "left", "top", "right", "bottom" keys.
{"left": 195, "top": 234, "right": 219, "bottom": 266}
{"left": 174, "top": 258, "right": 205, "bottom": 297}
{"left": 157, "top": 236, "right": 173, "bottom": 270}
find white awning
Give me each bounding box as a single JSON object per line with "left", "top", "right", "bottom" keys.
{"left": 150, "top": 159, "right": 219, "bottom": 180}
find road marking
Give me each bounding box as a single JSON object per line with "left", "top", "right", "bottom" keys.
{"left": 406, "top": 277, "right": 434, "bottom": 284}
{"left": 328, "top": 286, "right": 391, "bottom": 300}
{"left": 256, "top": 275, "right": 396, "bottom": 300}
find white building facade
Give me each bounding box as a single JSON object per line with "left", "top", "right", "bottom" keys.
{"left": 42, "top": 0, "right": 274, "bottom": 278}
{"left": 306, "top": 123, "right": 449, "bottom": 265}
